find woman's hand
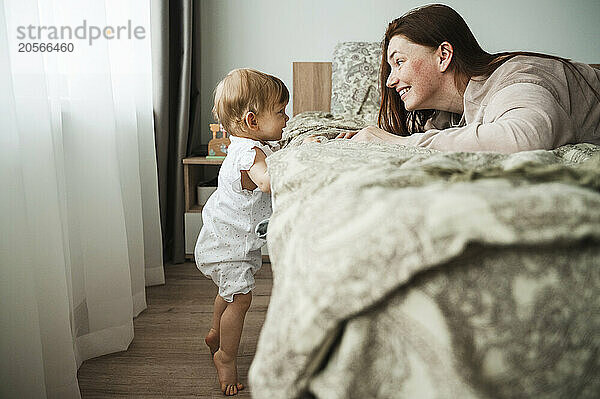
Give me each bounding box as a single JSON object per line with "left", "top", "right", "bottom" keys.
{"left": 303, "top": 135, "right": 323, "bottom": 143}
{"left": 335, "top": 131, "right": 358, "bottom": 139}
{"left": 337, "top": 126, "right": 405, "bottom": 144}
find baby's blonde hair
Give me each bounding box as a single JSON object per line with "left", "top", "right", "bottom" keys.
{"left": 213, "top": 68, "right": 289, "bottom": 136}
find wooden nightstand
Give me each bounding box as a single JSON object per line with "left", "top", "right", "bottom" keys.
{"left": 183, "top": 157, "right": 223, "bottom": 260}
{"left": 182, "top": 156, "right": 270, "bottom": 262}
{"left": 183, "top": 156, "right": 223, "bottom": 213}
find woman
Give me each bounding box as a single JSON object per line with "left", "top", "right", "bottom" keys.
{"left": 341, "top": 4, "right": 600, "bottom": 153}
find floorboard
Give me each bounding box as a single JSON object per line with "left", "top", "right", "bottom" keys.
{"left": 77, "top": 262, "right": 272, "bottom": 398}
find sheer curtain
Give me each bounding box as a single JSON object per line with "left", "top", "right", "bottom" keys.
{"left": 0, "top": 0, "right": 164, "bottom": 397}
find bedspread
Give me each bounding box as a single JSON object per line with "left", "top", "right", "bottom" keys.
{"left": 249, "top": 115, "right": 600, "bottom": 398}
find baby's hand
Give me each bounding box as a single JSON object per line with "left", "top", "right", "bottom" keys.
{"left": 303, "top": 135, "right": 323, "bottom": 144}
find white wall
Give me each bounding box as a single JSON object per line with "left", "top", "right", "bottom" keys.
{"left": 199, "top": 0, "right": 600, "bottom": 144}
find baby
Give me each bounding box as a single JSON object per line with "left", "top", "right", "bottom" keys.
{"left": 194, "top": 68, "right": 289, "bottom": 396}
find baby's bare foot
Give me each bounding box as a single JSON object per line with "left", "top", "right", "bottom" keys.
{"left": 213, "top": 350, "right": 244, "bottom": 396}
{"left": 205, "top": 328, "right": 219, "bottom": 355}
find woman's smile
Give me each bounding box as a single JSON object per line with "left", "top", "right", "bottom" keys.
{"left": 397, "top": 86, "right": 411, "bottom": 100}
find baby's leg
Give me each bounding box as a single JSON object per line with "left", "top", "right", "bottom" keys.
{"left": 213, "top": 292, "right": 252, "bottom": 396}
{"left": 205, "top": 294, "right": 227, "bottom": 354}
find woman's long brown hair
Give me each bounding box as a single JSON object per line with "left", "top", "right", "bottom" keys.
{"left": 378, "top": 4, "right": 595, "bottom": 135}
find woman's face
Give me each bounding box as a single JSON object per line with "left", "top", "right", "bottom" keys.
{"left": 385, "top": 35, "right": 443, "bottom": 111}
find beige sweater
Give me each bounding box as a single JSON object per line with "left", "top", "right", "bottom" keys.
{"left": 403, "top": 55, "right": 600, "bottom": 153}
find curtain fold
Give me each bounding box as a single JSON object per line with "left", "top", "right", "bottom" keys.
{"left": 152, "top": 0, "right": 194, "bottom": 265}
{"left": 0, "top": 0, "right": 163, "bottom": 397}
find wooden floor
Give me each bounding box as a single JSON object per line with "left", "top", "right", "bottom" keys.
{"left": 77, "top": 262, "right": 273, "bottom": 398}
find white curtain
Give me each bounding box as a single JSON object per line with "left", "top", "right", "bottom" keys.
{"left": 0, "top": 0, "right": 164, "bottom": 397}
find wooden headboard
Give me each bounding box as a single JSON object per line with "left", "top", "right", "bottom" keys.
{"left": 292, "top": 62, "right": 332, "bottom": 116}
{"left": 292, "top": 62, "right": 600, "bottom": 116}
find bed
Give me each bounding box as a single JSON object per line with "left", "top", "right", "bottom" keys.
{"left": 248, "top": 42, "right": 600, "bottom": 398}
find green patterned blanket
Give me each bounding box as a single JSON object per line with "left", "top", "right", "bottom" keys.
{"left": 249, "top": 112, "right": 600, "bottom": 399}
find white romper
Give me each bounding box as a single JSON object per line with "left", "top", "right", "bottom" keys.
{"left": 194, "top": 136, "right": 274, "bottom": 302}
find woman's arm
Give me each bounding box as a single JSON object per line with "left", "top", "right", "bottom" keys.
{"left": 350, "top": 83, "right": 571, "bottom": 153}
{"left": 339, "top": 126, "right": 407, "bottom": 144}
{"left": 247, "top": 147, "right": 271, "bottom": 193}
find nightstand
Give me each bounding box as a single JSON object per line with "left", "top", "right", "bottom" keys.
{"left": 182, "top": 156, "right": 270, "bottom": 261}
{"left": 183, "top": 157, "right": 222, "bottom": 260}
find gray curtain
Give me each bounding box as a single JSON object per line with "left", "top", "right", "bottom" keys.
{"left": 151, "top": 0, "right": 199, "bottom": 264}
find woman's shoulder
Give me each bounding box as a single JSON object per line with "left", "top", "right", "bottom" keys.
{"left": 473, "top": 55, "right": 598, "bottom": 106}
{"left": 466, "top": 55, "right": 570, "bottom": 105}
{"left": 491, "top": 55, "right": 569, "bottom": 85}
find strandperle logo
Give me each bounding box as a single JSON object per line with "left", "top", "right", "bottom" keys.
{"left": 16, "top": 19, "right": 146, "bottom": 45}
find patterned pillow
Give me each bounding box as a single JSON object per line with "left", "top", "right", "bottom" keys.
{"left": 331, "top": 42, "right": 382, "bottom": 116}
